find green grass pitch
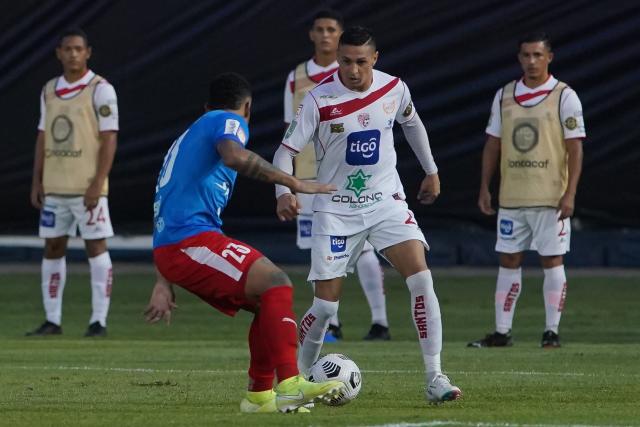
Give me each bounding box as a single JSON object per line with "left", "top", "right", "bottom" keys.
{"left": 1, "top": 267, "right": 639, "bottom": 426}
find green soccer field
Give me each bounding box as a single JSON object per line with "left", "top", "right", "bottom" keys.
{"left": 1, "top": 267, "right": 639, "bottom": 426}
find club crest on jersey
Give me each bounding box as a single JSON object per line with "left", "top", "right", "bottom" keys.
{"left": 346, "top": 130, "right": 380, "bottom": 165}
{"left": 330, "top": 236, "right": 347, "bottom": 253}
{"left": 383, "top": 101, "right": 396, "bottom": 114}
{"left": 357, "top": 113, "right": 370, "bottom": 128}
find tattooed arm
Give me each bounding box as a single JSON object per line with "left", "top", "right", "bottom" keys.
{"left": 216, "top": 139, "right": 335, "bottom": 195}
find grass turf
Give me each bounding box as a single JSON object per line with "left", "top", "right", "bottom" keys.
{"left": 1, "top": 268, "right": 639, "bottom": 426}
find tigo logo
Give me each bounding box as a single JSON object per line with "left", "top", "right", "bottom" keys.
{"left": 330, "top": 236, "right": 347, "bottom": 253}
{"left": 500, "top": 219, "right": 514, "bottom": 236}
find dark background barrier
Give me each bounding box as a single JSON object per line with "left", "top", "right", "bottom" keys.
{"left": 2, "top": 0, "right": 639, "bottom": 239}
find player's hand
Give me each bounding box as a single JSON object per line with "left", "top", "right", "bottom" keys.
{"left": 30, "top": 181, "right": 44, "bottom": 209}
{"left": 478, "top": 188, "right": 496, "bottom": 215}
{"left": 293, "top": 179, "right": 337, "bottom": 195}
{"left": 276, "top": 193, "right": 300, "bottom": 221}
{"left": 557, "top": 192, "right": 575, "bottom": 220}
{"left": 417, "top": 174, "right": 440, "bottom": 205}
{"left": 84, "top": 182, "right": 102, "bottom": 210}
{"left": 144, "top": 281, "right": 177, "bottom": 325}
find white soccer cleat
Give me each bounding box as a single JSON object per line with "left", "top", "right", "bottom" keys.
{"left": 426, "top": 373, "right": 462, "bottom": 403}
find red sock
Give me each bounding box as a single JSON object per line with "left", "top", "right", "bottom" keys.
{"left": 247, "top": 316, "right": 275, "bottom": 392}
{"left": 259, "top": 286, "right": 299, "bottom": 382}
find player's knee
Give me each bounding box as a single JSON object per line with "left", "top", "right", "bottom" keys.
{"left": 499, "top": 252, "right": 523, "bottom": 268}
{"left": 267, "top": 268, "right": 292, "bottom": 288}
{"left": 44, "top": 238, "right": 67, "bottom": 258}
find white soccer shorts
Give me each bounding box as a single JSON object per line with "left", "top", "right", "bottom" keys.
{"left": 308, "top": 200, "right": 428, "bottom": 281}
{"left": 39, "top": 195, "right": 114, "bottom": 240}
{"left": 495, "top": 207, "right": 570, "bottom": 256}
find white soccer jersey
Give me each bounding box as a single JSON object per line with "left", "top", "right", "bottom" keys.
{"left": 283, "top": 59, "right": 338, "bottom": 124}
{"left": 281, "top": 69, "right": 415, "bottom": 216}
{"left": 38, "top": 70, "right": 119, "bottom": 132}
{"left": 485, "top": 75, "right": 585, "bottom": 139}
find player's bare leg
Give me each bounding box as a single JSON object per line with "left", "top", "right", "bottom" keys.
{"left": 297, "top": 277, "right": 344, "bottom": 375}
{"left": 26, "top": 236, "right": 69, "bottom": 336}
{"left": 83, "top": 238, "right": 112, "bottom": 337}
{"left": 244, "top": 258, "right": 344, "bottom": 412}
{"left": 384, "top": 239, "right": 461, "bottom": 403}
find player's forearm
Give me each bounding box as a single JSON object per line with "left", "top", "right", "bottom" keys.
{"left": 480, "top": 136, "right": 500, "bottom": 191}
{"left": 565, "top": 139, "right": 583, "bottom": 196}
{"left": 93, "top": 131, "right": 117, "bottom": 186}
{"left": 400, "top": 113, "right": 438, "bottom": 175}
{"left": 32, "top": 131, "right": 44, "bottom": 184}
{"left": 273, "top": 145, "right": 296, "bottom": 197}
{"left": 231, "top": 148, "right": 296, "bottom": 189}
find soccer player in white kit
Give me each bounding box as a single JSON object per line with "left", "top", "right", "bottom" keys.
{"left": 283, "top": 10, "right": 390, "bottom": 341}
{"left": 27, "top": 29, "right": 118, "bottom": 337}
{"left": 468, "top": 33, "right": 585, "bottom": 349}
{"left": 273, "top": 26, "right": 461, "bottom": 403}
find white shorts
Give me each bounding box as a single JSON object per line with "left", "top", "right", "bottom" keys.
{"left": 308, "top": 200, "right": 428, "bottom": 281}
{"left": 495, "top": 207, "right": 570, "bottom": 256}
{"left": 39, "top": 195, "right": 114, "bottom": 240}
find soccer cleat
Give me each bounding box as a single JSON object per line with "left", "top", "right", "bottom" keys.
{"left": 467, "top": 330, "right": 513, "bottom": 348}
{"left": 84, "top": 321, "right": 107, "bottom": 337}
{"left": 324, "top": 323, "right": 343, "bottom": 343}
{"left": 363, "top": 323, "right": 391, "bottom": 341}
{"left": 426, "top": 373, "right": 462, "bottom": 403}
{"left": 275, "top": 375, "right": 344, "bottom": 413}
{"left": 541, "top": 330, "right": 561, "bottom": 348}
{"left": 25, "top": 321, "right": 62, "bottom": 336}
{"left": 240, "top": 390, "right": 310, "bottom": 414}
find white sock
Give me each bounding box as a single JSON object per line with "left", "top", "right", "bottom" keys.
{"left": 495, "top": 267, "right": 522, "bottom": 334}
{"left": 88, "top": 252, "right": 113, "bottom": 327}
{"left": 328, "top": 313, "right": 340, "bottom": 328}
{"left": 543, "top": 265, "right": 567, "bottom": 334}
{"left": 297, "top": 297, "right": 338, "bottom": 375}
{"left": 406, "top": 270, "right": 442, "bottom": 379}
{"left": 357, "top": 250, "right": 388, "bottom": 327}
{"left": 41, "top": 257, "right": 67, "bottom": 325}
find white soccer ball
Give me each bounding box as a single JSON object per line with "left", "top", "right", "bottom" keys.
{"left": 308, "top": 353, "right": 362, "bottom": 406}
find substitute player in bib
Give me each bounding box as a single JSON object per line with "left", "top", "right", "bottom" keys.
{"left": 28, "top": 29, "right": 118, "bottom": 337}
{"left": 468, "top": 33, "right": 585, "bottom": 349}
{"left": 284, "top": 9, "right": 390, "bottom": 342}
{"left": 274, "top": 27, "right": 461, "bottom": 403}
{"left": 145, "top": 73, "right": 343, "bottom": 413}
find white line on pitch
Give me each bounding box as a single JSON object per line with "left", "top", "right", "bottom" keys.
{"left": 361, "top": 422, "right": 634, "bottom": 427}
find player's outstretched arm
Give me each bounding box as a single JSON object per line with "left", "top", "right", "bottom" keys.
{"left": 144, "top": 268, "right": 177, "bottom": 325}
{"left": 217, "top": 139, "right": 335, "bottom": 194}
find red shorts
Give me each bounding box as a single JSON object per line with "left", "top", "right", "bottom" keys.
{"left": 153, "top": 231, "right": 264, "bottom": 316}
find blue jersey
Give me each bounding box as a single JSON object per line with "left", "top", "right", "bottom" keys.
{"left": 153, "top": 110, "right": 249, "bottom": 248}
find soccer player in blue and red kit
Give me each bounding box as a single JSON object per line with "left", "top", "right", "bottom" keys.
{"left": 144, "top": 73, "right": 343, "bottom": 413}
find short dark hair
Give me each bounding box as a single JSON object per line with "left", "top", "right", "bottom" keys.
{"left": 518, "top": 32, "right": 552, "bottom": 51}
{"left": 339, "top": 26, "right": 376, "bottom": 50}
{"left": 58, "top": 28, "right": 89, "bottom": 47}
{"left": 207, "top": 72, "right": 252, "bottom": 110}
{"left": 312, "top": 9, "right": 344, "bottom": 29}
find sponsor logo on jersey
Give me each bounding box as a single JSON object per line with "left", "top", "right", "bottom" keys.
{"left": 330, "top": 107, "right": 342, "bottom": 117}
{"left": 345, "top": 169, "right": 371, "bottom": 197}
{"left": 383, "top": 100, "right": 396, "bottom": 114}
{"left": 402, "top": 101, "right": 413, "bottom": 117}
{"left": 330, "top": 123, "right": 344, "bottom": 133}
{"left": 98, "top": 105, "right": 112, "bottom": 117}
{"left": 299, "top": 219, "right": 312, "bottom": 238}
{"left": 357, "top": 112, "right": 370, "bottom": 128}
{"left": 330, "top": 236, "right": 347, "bottom": 253}
{"left": 346, "top": 130, "right": 380, "bottom": 165}
{"left": 224, "top": 119, "right": 240, "bottom": 135}
{"left": 331, "top": 192, "right": 383, "bottom": 209}
{"left": 386, "top": 118, "right": 394, "bottom": 129}
{"left": 284, "top": 120, "right": 297, "bottom": 139}
{"left": 564, "top": 117, "right": 577, "bottom": 130}
{"left": 512, "top": 122, "right": 538, "bottom": 153}
{"left": 45, "top": 148, "right": 82, "bottom": 158}
{"left": 295, "top": 104, "right": 303, "bottom": 118}
{"left": 508, "top": 159, "right": 549, "bottom": 168}
{"left": 499, "top": 219, "right": 514, "bottom": 236}
{"left": 40, "top": 210, "right": 55, "bottom": 227}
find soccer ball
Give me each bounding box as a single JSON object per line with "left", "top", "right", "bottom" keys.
{"left": 308, "top": 353, "right": 362, "bottom": 405}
